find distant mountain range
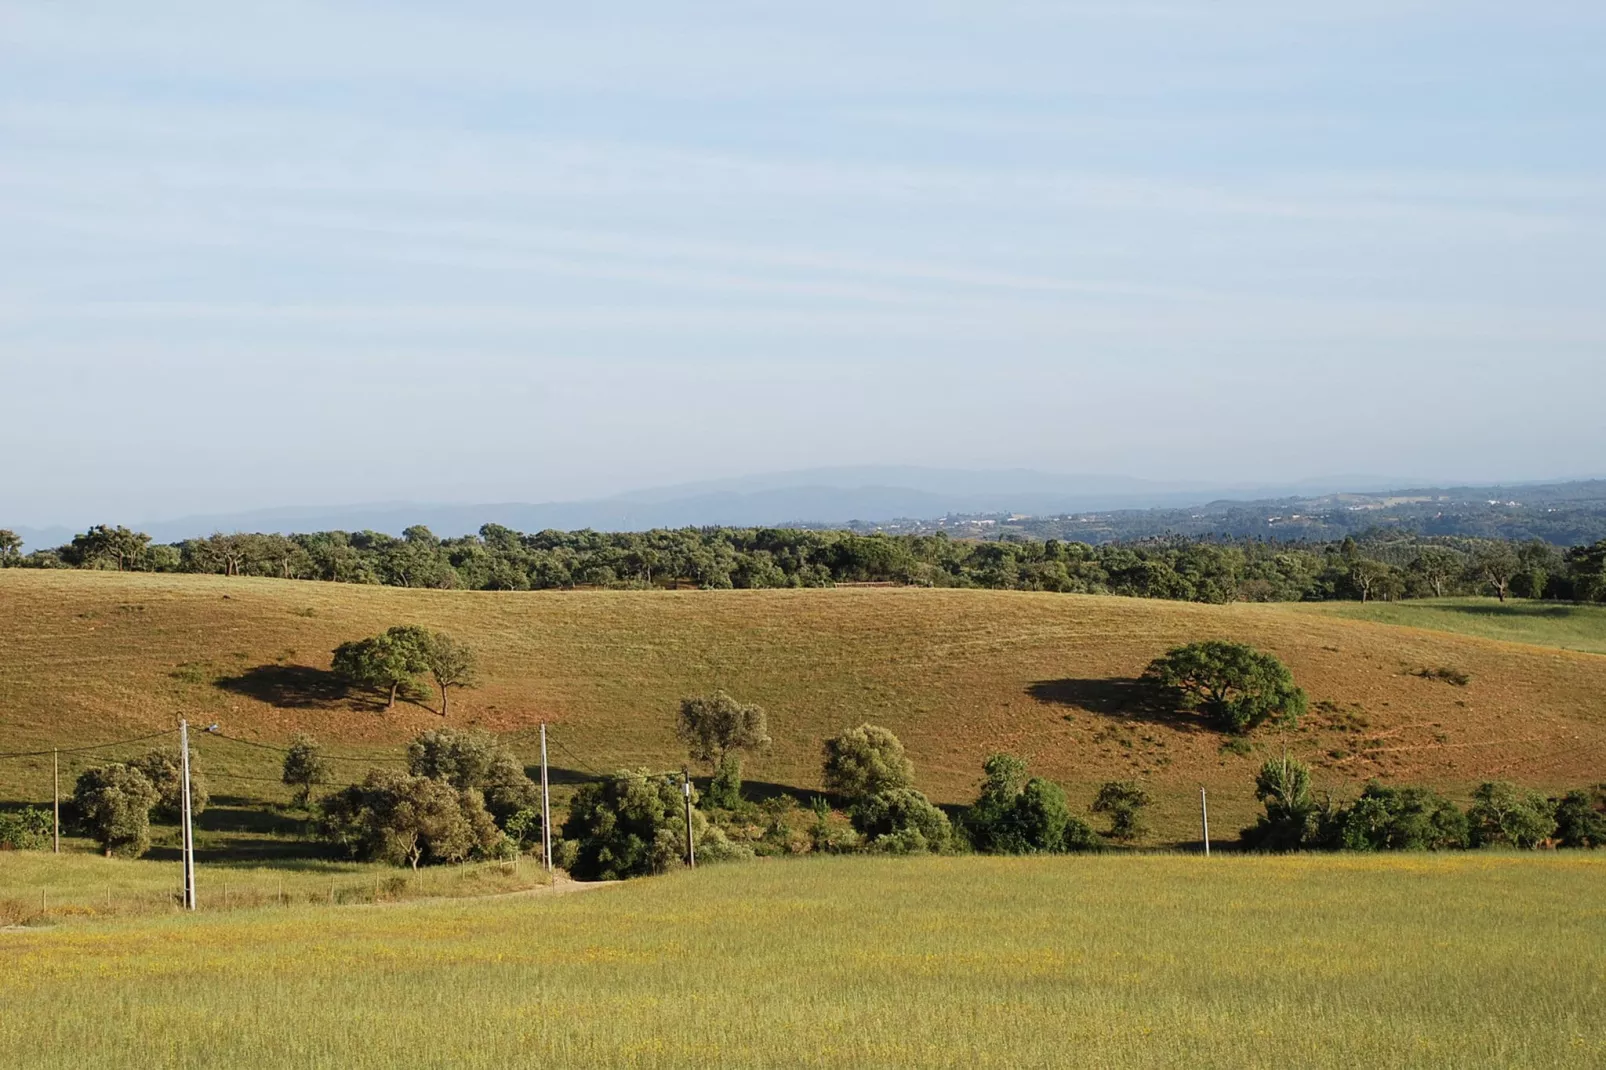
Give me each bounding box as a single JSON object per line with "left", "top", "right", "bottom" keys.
{"left": 12, "top": 467, "right": 1602, "bottom": 550}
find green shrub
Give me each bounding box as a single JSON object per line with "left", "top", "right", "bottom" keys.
{"left": 1330, "top": 784, "right": 1468, "bottom": 851}
{"left": 73, "top": 764, "right": 161, "bottom": 858}
{"left": 1240, "top": 756, "right": 1323, "bottom": 851}
{"left": 704, "top": 754, "right": 744, "bottom": 810}
{"left": 318, "top": 771, "right": 507, "bottom": 869}
{"left": 407, "top": 727, "right": 539, "bottom": 826}
{"left": 0, "top": 808, "right": 52, "bottom": 851}
{"left": 1144, "top": 641, "right": 1307, "bottom": 734}
{"left": 558, "top": 770, "right": 751, "bottom": 880}
{"left": 1553, "top": 787, "right": 1606, "bottom": 848}
{"left": 963, "top": 754, "right": 1096, "bottom": 854}
{"left": 281, "top": 733, "right": 332, "bottom": 807}
{"left": 850, "top": 788, "right": 953, "bottom": 853}
{"left": 822, "top": 724, "right": 914, "bottom": 803}
{"left": 1467, "top": 782, "right": 1557, "bottom": 849}
{"left": 129, "top": 747, "right": 209, "bottom": 822}
{"left": 1092, "top": 781, "right": 1153, "bottom": 843}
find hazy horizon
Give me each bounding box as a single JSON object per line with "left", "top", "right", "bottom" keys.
{"left": 4, "top": 4, "right": 1602, "bottom": 524}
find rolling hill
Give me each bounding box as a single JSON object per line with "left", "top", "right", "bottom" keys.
{"left": 2, "top": 570, "right": 1602, "bottom": 843}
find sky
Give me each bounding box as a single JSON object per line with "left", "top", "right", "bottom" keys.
{"left": 2, "top": 2, "right": 1603, "bottom": 525}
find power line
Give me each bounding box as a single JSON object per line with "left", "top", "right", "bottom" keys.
{"left": 204, "top": 730, "right": 407, "bottom": 763}
{"left": 0, "top": 728, "right": 178, "bottom": 762}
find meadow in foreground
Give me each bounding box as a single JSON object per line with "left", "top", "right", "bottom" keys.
{"left": 2, "top": 854, "right": 1601, "bottom": 1069}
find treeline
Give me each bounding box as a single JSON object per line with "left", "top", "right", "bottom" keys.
{"left": 4, "top": 523, "right": 1606, "bottom": 604}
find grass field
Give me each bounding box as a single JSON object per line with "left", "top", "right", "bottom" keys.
{"left": 3, "top": 570, "right": 1604, "bottom": 846}
{"left": 2, "top": 854, "right": 1602, "bottom": 1069}
{"left": 0, "top": 848, "right": 548, "bottom": 925}
{"left": 1309, "top": 598, "right": 1606, "bottom": 655}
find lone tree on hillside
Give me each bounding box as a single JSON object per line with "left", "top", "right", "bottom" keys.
{"left": 675, "top": 691, "right": 771, "bottom": 806}
{"left": 332, "top": 629, "right": 427, "bottom": 709}
{"left": 73, "top": 764, "right": 161, "bottom": 858}
{"left": 417, "top": 631, "right": 478, "bottom": 717}
{"left": 821, "top": 723, "right": 915, "bottom": 803}
{"left": 1143, "top": 641, "right": 1307, "bottom": 734}
{"left": 282, "top": 733, "right": 332, "bottom": 806}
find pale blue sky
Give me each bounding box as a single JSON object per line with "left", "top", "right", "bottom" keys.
{"left": 2, "top": 2, "right": 1603, "bottom": 524}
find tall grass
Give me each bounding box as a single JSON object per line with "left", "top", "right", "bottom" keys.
{"left": 2, "top": 854, "right": 1601, "bottom": 1068}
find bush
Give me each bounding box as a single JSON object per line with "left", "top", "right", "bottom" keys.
{"left": 1553, "top": 787, "right": 1606, "bottom": 848}
{"left": 850, "top": 788, "right": 953, "bottom": 854}
{"left": 1329, "top": 784, "right": 1468, "bottom": 851}
{"left": 0, "top": 808, "right": 52, "bottom": 850}
{"left": 407, "top": 727, "right": 539, "bottom": 826}
{"left": 559, "top": 770, "right": 751, "bottom": 881}
{"left": 1144, "top": 641, "right": 1307, "bottom": 734}
{"left": 73, "top": 764, "right": 161, "bottom": 858}
{"left": 129, "top": 747, "right": 209, "bottom": 822}
{"left": 1240, "top": 756, "right": 1323, "bottom": 852}
{"left": 1467, "top": 782, "right": 1557, "bottom": 849}
{"left": 318, "top": 771, "right": 507, "bottom": 868}
{"left": 963, "top": 754, "right": 1096, "bottom": 854}
{"left": 704, "top": 754, "right": 744, "bottom": 810}
{"left": 281, "top": 733, "right": 332, "bottom": 807}
{"left": 1092, "top": 781, "right": 1153, "bottom": 843}
{"left": 822, "top": 724, "right": 915, "bottom": 802}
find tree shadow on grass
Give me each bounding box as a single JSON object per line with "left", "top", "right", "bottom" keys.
{"left": 1026, "top": 677, "right": 1202, "bottom": 731}
{"left": 213, "top": 664, "right": 365, "bottom": 710}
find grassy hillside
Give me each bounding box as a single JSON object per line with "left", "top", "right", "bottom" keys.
{"left": 3, "top": 571, "right": 1604, "bottom": 843}
{"left": 2, "top": 854, "right": 1602, "bottom": 1068}
{"left": 1307, "top": 598, "right": 1606, "bottom": 655}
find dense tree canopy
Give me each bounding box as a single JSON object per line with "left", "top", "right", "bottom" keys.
{"left": 1144, "top": 641, "right": 1308, "bottom": 734}
{"left": 11, "top": 520, "right": 1606, "bottom": 607}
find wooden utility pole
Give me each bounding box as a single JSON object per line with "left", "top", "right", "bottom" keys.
{"left": 179, "top": 719, "right": 196, "bottom": 911}
{"left": 52, "top": 748, "right": 60, "bottom": 854}
{"left": 682, "top": 773, "right": 696, "bottom": 869}
{"left": 1200, "top": 787, "right": 1211, "bottom": 857}
{"left": 539, "top": 723, "right": 553, "bottom": 875}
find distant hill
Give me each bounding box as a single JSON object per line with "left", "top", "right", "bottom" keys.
{"left": 12, "top": 467, "right": 1425, "bottom": 549}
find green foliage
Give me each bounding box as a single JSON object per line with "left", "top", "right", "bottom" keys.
{"left": 675, "top": 691, "right": 770, "bottom": 770}
{"left": 331, "top": 629, "right": 428, "bottom": 708}
{"left": 1091, "top": 781, "right": 1153, "bottom": 843}
{"left": 72, "top": 764, "right": 161, "bottom": 858}
{"left": 406, "top": 727, "right": 538, "bottom": 825}
{"left": 1240, "top": 755, "right": 1322, "bottom": 852}
{"left": 281, "top": 733, "right": 331, "bottom": 806}
{"left": 61, "top": 524, "right": 151, "bottom": 571}
{"left": 1330, "top": 784, "right": 1469, "bottom": 851}
{"left": 558, "top": 770, "right": 751, "bottom": 880}
{"left": 0, "top": 530, "right": 22, "bottom": 567}
{"left": 0, "top": 807, "right": 52, "bottom": 850}
{"left": 963, "top": 753, "right": 1097, "bottom": 854}
{"left": 416, "top": 630, "right": 477, "bottom": 717}
{"left": 317, "top": 770, "right": 507, "bottom": 869}
{"left": 1467, "top": 781, "right": 1557, "bottom": 849}
{"left": 129, "top": 747, "right": 209, "bottom": 822}
{"left": 705, "top": 753, "right": 744, "bottom": 810}
{"left": 821, "top": 724, "right": 915, "bottom": 803}
{"left": 1552, "top": 787, "right": 1606, "bottom": 848}
{"left": 849, "top": 788, "right": 953, "bottom": 854}
{"left": 1144, "top": 641, "right": 1308, "bottom": 734}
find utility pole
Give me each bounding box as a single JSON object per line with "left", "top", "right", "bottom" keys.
{"left": 1200, "top": 787, "right": 1211, "bottom": 857}
{"left": 179, "top": 719, "right": 196, "bottom": 911}
{"left": 539, "top": 722, "right": 552, "bottom": 875}
{"left": 52, "top": 748, "right": 60, "bottom": 854}
{"left": 682, "top": 772, "right": 696, "bottom": 869}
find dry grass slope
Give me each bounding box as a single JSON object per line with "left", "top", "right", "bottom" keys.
{"left": 2, "top": 570, "right": 1603, "bottom": 842}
